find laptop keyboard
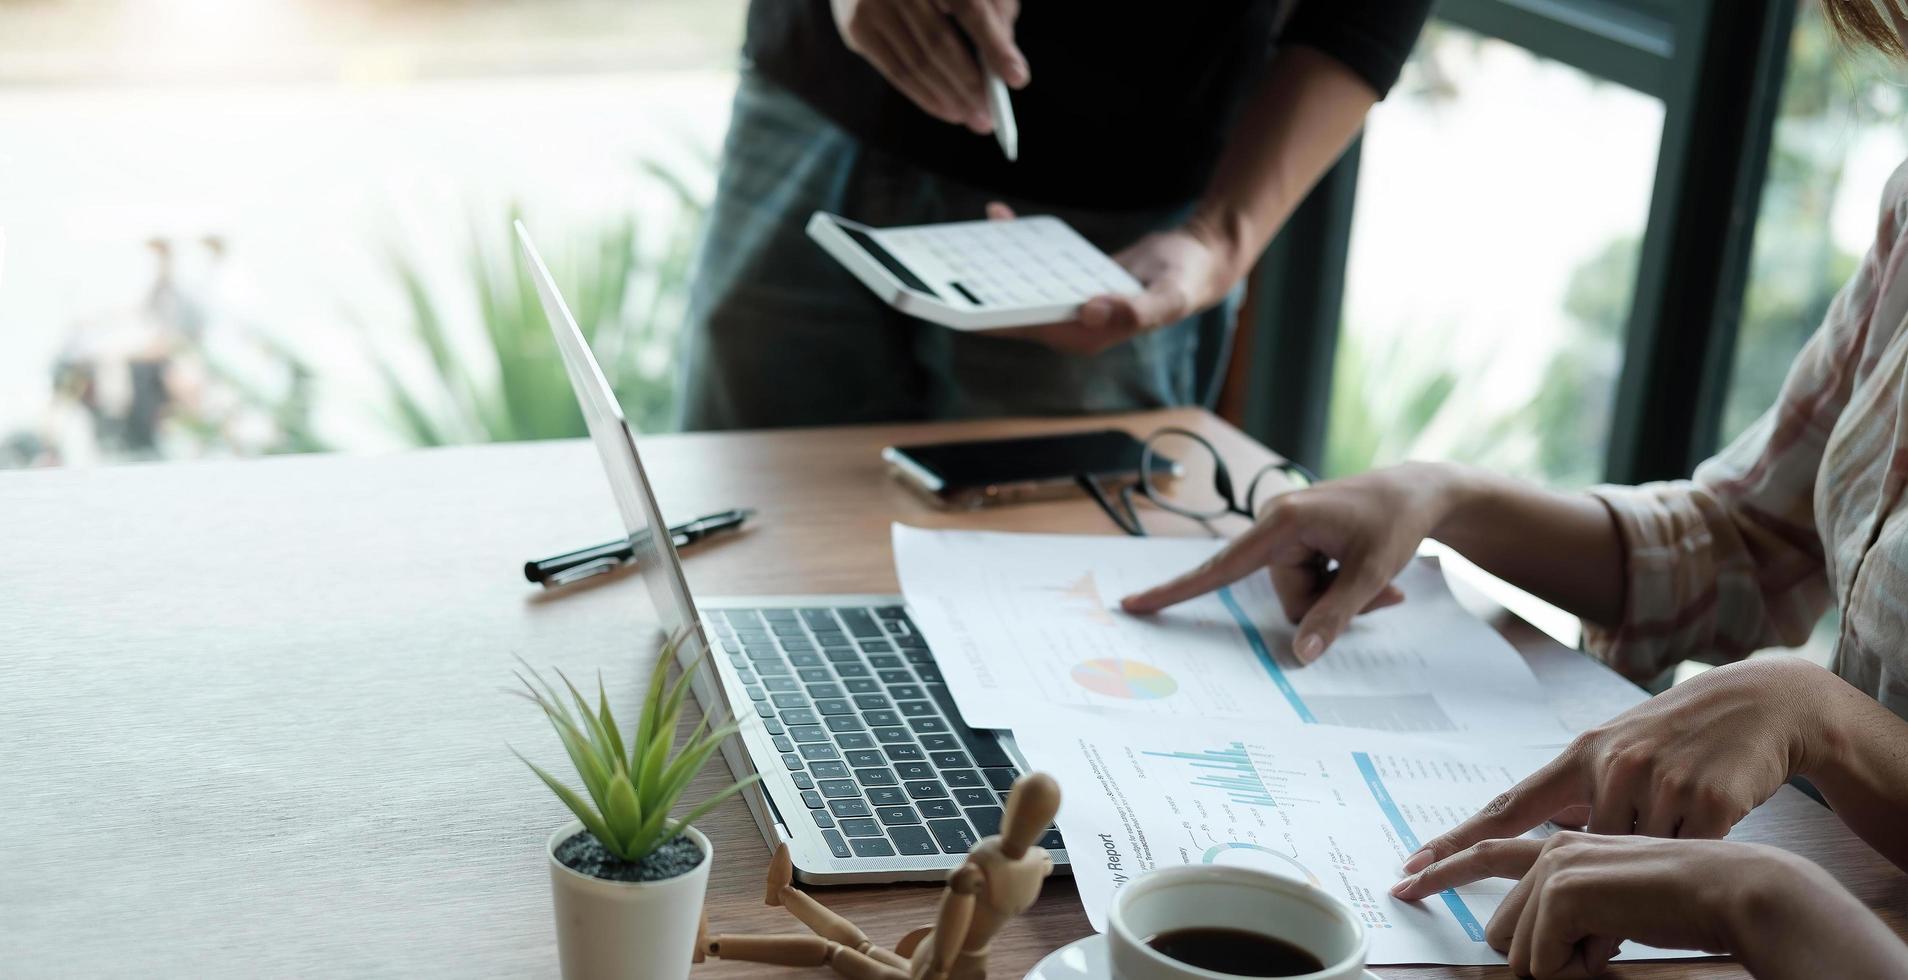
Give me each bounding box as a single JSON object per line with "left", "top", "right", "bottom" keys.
{"left": 711, "top": 605, "right": 1065, "bottom": 861}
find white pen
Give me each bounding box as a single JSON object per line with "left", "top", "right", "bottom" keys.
{"left": 985, "top": 69, "right": 1018, "bottom": 162}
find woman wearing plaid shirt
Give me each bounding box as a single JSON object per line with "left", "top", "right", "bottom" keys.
{"left": 1126, "top": 3, "right": 1908, "bottom": 975}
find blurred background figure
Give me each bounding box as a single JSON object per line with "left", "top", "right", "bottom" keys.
{"left": 9, "top": 234, "right": 320, "bottom": 468}
{"left": 0, "top": 0, "right": 733, "bottom": 469}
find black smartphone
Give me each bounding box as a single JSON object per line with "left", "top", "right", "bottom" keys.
{"left": 881, "top": 429, "right": 1177, "bottom": 509}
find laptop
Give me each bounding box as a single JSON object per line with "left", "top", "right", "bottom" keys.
{"left": 516, "top": 222, "right": 1067, "bottom": 883}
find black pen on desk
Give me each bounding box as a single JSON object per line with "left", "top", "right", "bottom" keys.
{"left": 524, "top": 508, "right": 755, "bottom": 587}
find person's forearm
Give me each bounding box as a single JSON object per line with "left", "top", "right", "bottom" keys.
{"left": 1186, "top": 46, "right": 1377, "bottom": 278}
{"left": 1730, "top": 853, "right": 1908, "bottom": 980}
{"left": 1800, "top": 670, "right": 1908, "bottom": 871}
{"left": 1427, "top": 463, "right": 1628, "bottom": 628}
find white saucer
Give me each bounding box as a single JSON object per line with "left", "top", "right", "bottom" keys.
{"left": 1025, "top": 934, "right": 1382, "bottom": 980}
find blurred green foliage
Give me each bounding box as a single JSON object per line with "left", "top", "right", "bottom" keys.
{"left": 1533, "top": 10, "right": 1886, "bottom": 476}
{"left": 1521, "top": 235, "right": 1636, "bottom": 489}
{"left": 370, "top": 162, "right": 704, "bottom": 445}
{"left": 1326, "top": 8, "right": 1895, "bottom": 488}
{"left": 1717, "top": 10, "right": 1882, "bottom": 443}
{"left": 1323, "top": 327, "right": 1458, "bottom": 480}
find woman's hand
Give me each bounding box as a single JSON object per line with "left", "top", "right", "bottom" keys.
{"left": 1400, "top": 658, "right": 1840, "bottom": 872}
{"left": 985, "top": 205, "right": 1246, "bottom": 356}
{"left": 1120, "top": 462, "right": 1462, "bottom": 662}
{"left": 1389, "top": 833, "right": 1900, "bottom": 979}
{"left": 831, "top": 0, "right": 1027, "bottom": 132}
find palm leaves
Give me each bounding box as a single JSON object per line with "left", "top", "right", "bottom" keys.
{"left": 370, "top": 159, "right": 708, "bottom": 447}
{"left": 514, "top": 631, "right": 758, "bottom": 863}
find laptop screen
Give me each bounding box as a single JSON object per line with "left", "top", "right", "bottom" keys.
{"left": 515, "top": 221, "right": 705, "bottom": 660}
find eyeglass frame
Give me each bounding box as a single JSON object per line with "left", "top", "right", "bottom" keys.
{"left": 1078, "top": 426, "right": 1320, "bottom": 538}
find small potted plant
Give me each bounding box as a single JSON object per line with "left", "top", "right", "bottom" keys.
{"left": 514, "top": 633, "right": 758, "bottom": 980}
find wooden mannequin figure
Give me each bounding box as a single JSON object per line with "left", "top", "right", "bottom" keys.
{"left": 698, "top": 772, "right": 1062, "bottom": 980}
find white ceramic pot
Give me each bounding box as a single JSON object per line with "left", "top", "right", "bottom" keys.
{"left": 546, "top": 821, "right": 712, "bottom": 980}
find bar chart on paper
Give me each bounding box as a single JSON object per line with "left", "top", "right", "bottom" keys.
{"left": 1014, "top": 710, "right": 1706, "bottom": 966}
{"left": 1015, "top": 711, "right": 1523, "bottom": 951}
{"left": 1143, "top": 743, "right": 1279, "bottom": 808}
{"left": 1142, "top": 742, "right": 1325, "bottom": 887}
{"left": 1124, "top": 739, "right": 1329, "bottom": 894}
{"left": 893, "top": 525, "right": 1567, "bottom": 737}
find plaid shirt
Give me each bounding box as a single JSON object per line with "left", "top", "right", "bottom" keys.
{"left": 1585, "top": 162, "right": 1908, "bottom": 721}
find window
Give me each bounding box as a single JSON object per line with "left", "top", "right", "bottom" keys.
{"left": 0, "top": 0, "right": 746, "bottom": 468}
{"left": 1721, "top": 8, "right": 1907, "bottom": 445}
{"left": 1324, "top": 25, "right": 1664, "bottom": 486}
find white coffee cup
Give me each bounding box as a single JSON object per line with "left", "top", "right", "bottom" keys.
{"left": 1106, "top": 865, "right": 1368, "bottom": 980}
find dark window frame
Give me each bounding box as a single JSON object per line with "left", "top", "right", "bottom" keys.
{"left": 1239, "top": 0, "right": 1799, "bottom": 483}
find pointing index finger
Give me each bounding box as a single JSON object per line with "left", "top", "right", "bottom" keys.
{"left": 1390, "top": 837, "right": 1544, "bottom": 901}
{"left": 1120, "top": 526, "right": 1278, "bottom": 613}
{"left": 1400, "top": 752, "right": 1584, "bottom": 875}
{"left": 1118, "top": 560, "right": 1243, "bottom": 614}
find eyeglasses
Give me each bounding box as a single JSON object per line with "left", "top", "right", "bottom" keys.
{"left": 1079, "top": 427, "right": 1319, "bottom": 538}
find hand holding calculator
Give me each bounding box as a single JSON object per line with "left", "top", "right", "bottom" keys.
{"left": 807, "top": 211, "right": 1143, "bottom": 331}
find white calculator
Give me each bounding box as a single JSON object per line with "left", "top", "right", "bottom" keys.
{"left": 806, "top": 211, "right": 1143, "bottom": 330}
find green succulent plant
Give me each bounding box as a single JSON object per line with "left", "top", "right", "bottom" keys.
{"left": 513, "top": 632, "right": 758, "bottom": 863}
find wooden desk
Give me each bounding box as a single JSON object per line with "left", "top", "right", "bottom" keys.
{"left": 2, "top": 408, "right": 1902, "bottom": 977}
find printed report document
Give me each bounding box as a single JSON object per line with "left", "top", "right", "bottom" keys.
{"left": 893, "top": 525, "right": 1567, "bottom": 738}
{"left": 1013, "top": 709, "right": 1704, "bottom": 966}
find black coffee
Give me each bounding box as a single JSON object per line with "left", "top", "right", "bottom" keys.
{"left": 1144, "top": 926, "right": 1325, "bottom": 977}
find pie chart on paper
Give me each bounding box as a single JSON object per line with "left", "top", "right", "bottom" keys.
{"left": 1070, "top": 658, "right": 1178, "bottom": 700}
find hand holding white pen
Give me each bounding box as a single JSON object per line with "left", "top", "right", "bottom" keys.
{"left": 830, "top": 0, "right": 1029, "bottom": 135}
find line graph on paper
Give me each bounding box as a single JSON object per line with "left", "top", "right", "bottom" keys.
{"left": 1046, "top": 571, "right": 1119, "bottom": 625}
